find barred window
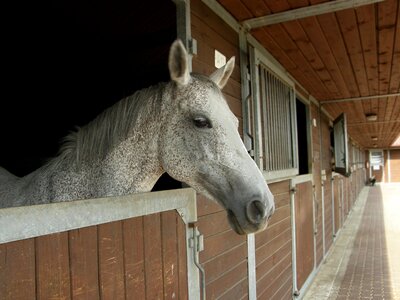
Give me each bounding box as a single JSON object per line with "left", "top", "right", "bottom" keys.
{"left": 247, "top": 48, "right": 298, "bottom": 180}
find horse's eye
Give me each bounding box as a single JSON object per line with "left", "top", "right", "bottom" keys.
{"left": 193, "top": 117, "right": 212, "bottom": 129}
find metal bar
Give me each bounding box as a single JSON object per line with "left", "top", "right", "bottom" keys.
{"left": 290, "top": 179, "right": 299, "bottom": 296}
{"left": 260, "top": 67, "right": 268, "bottom": 169}
{"left": 249, "top": 47, "right": 263, "bottom": 169}
{"left": 266, "top": 70, "right": 273, "bottom": 171}
{"left": 247, "top": 234, "right": 257, "bottom": 300}
{"left": 242, "top": 0, "right": 384, "bottom": 29}
{"left": 239, "top": 29, "right": 253, "bottom": 152}
{"left": 0, "top": 188, "right": 197, "bottom": 243}
{"left": 320, "top": 92, "right": 400, "bottom": 104}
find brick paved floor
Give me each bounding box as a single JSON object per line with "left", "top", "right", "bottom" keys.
{"left": 304, "top": 184, "right": 400, "bottom": 300}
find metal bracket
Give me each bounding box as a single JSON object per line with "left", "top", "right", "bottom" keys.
{"left": 189, "top": 38, "right": 198, "bottom": 55}
{"left": 189, "top": 224, "right": 205, "bottom": 300}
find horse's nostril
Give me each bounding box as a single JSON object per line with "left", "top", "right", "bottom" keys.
{"left": 246, "top": 200, "right": 266, "bottom": 224}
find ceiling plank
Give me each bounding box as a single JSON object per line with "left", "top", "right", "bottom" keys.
{"left": 320, "top": 93, "right": 400, "bottom": 104}
{"left": 242, "top": 0, "right": 384, "bottom": 29}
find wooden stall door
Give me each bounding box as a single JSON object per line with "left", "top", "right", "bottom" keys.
{"left": 0, "top": 211, "right": 189, "bottom": 300}
{"left": 294, "top": 181, "right": 315, "bottom": 291}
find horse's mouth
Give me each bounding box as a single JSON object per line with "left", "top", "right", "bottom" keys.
{"left": 227, "top": 209, "right": 246, "bottom": 235}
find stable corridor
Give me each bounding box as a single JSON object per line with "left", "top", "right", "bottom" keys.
{"left": 304, "top": 184, "right": 400, "bottom": 300}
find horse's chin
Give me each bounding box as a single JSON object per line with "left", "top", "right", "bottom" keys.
{"left": 227, "top": 209, "right": 268, "bottom": 235}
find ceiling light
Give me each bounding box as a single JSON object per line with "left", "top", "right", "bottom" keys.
{"left": 371, "top": 136, "right": 378, "bottom": 141}
{"left": 373, "top": 144, "right": 378, "bottom": 147}
{"left": 366, "top": 113, "right": 377, "bottom": 121}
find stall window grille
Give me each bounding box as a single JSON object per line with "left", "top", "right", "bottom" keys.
{"left": 370, "top": 150, "right": 384, "bottom": 167}
{"left": 257, "top": 64, "right": 297, "bottom": 178}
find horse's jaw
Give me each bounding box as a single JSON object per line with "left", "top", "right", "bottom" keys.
{"left": 193, "top": 163, "right": 275, "bottom": 235}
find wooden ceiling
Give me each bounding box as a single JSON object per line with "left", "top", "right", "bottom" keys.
{"left": 217, "top": 0, "right": 400, "bottom": 149}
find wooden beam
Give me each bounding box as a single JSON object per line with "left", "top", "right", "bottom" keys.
{"left": 242, "top": 0, "right": 384, "bottom": 29}
{"left": 347, "top": 120, "right": 400, "bottom": 126}
{"left": 321, "top": 92, "right": 400, "bottom": 104}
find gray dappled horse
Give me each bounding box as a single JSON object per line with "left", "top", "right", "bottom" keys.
{"left": 0, "top": 40, "right": 274, "bottom": 234}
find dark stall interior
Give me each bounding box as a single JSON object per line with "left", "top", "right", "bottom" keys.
{"left": 0, "top": 0, "right": 181, "bottom": 190}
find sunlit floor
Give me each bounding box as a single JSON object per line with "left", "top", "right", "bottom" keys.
{"left": 304, "top": 183, "right": 400, "bottom": 300}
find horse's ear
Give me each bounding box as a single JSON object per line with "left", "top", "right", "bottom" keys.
{"left": 169, "top": 39, "right": 190, "bottom": 86}
{"left": 210, "top": 57, "right": 235, "bottom": 89}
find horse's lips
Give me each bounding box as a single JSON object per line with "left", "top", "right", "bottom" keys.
{"left": 227, "top": 209, "right": 245, "bottom": 235}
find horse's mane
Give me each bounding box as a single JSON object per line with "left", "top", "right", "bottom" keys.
{"left": 52, "top": 83, "right": 166, "bottom": 168}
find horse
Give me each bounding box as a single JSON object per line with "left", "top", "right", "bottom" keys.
{"left": 0, "top": 40, "right": 275, "bottom": 235}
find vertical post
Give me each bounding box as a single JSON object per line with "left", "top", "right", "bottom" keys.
{"left": 240, "top": 28, "right": 258, "bottom": 300}
{"left": 290, "top": 179, "right": 299, "bottom": 297}
{"left": 175, "top": 0, "right": 193, "bottom": 72}
{"left": 247, "top": 234, "right": 257, "bottom": 300}
{"left": 249, "top": 47, "right": 263, "bottom": 169}
{"left": 387, "top": 150, "right": 391, "bottom": 183}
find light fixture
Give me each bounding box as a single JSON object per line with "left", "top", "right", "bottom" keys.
{"left": 373, "top": 144, "right": 378, "bottom": 147}
{"left": 366, "top": 113, "right": 377, "bottom": 121}
{"left": 371, "top": 136, "right": 378, "bottom": 141}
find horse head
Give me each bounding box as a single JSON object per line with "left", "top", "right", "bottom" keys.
{"left": 159, "top": 40, "right": 275, "bottom": 235}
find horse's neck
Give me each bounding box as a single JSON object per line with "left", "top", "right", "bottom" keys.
{"left": 21, "top": 88, "right": 167, "bottom": 204}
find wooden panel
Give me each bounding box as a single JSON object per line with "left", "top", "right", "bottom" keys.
{"left": 218, "top": 0, "right": 400, "bottom": 150}
{"left": 36, "top": 233, "right": 71, "bottom": 300}
{"left": 333, "top": 178, "right": 341, "bottom": 234}
{"left": 69, "top": 226, "right": 100, "bottom": 300}
{"left": 390, "top": 149, "right": 400, "bottom": 182}
{"left": 177, "top": 212, "right": 189, "bottom": 300}
{"left": 255, "top": 177, "right": 291, "bottom": 299}
{"left": 98, "top": 221, "right": 125, "bottom": 300}
{"left": 295, "top": 181, "right": 314, "bottom": 290}
{"left": 123, "top": 217, "right": 146, "bottom": 299}
{"left": 143, "top": 214, "right": 164, "bottom": 300}
{"left": 161, "top": 211, "right": 179, "bottom": 299}
{"left": 0, "top": 239, "right": 36, "bottom": 300}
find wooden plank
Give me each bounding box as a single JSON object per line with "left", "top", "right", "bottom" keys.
{"left": 69, "top": 226, "right": 100, "bottom": 300}
{"left": 197, "top": 210, "right": 231, "bottom": 238}
{"left": 161, "top": 211, "right": 179, "bottom": 299}
{"left": 256, "top": 228, "right": 292, "bottom": 264}
{"left": 36, "top": 233, "right": 71, "bottom": 300}
{"left": 256, "top": 240, "right": 291, "bottom": 280}
{"left": 301, "top": 15, "right": 351, "bottom": 98}
{"left": 315, "top": 12, "right": 360, "bottom": 98}
{"left": 203, "top": 243, "right": 247, "bottom": 284}
{"left": 205, "top": 260, "right": 248, "bottom": 299}
{"left": 123, "top": 217, "right": 145, "bottom": 299}
{"left": 336, "top": 9, "right": 370, "bottom": 97}
{"left": 200, "top": 229, "right": 246, "bottom": 263}
{"left": 377, "top": 0, "right": 398, "bottom": 94}
{"left": 256, "top": 252, "right": 292, "bottom": 297}
{"left": 98, "top": 221, "right": 125, "bottom": 300}
{"left": 263, "top": 24, "right": 332, "bottom": 98}
{"left": 218, "top": 278, "right": 248, "bottom": 300}
{"left": 196, "top": 194, "right": 224, "bottom": 217}
{"left": 218, "top": 0, "right": 253, "bottom": 22}
{"left": 143, "top": 213, "right": 163, "bottom": 299}
{"left": 255, "top": 216, "right": 291, "bottom": 248}
{"left": 356, "top": 4, "right": 379, "bottom": 95}
{"left": 295, "top": 181, "right": 314, "bottom": 290}
{"left": 0, "top": 239, "right": 35, "bottom": 300}
{"left": 283, "top": 19, "right": 341, "bottom": 98}
{"left": 251, "top": 28, "right": 325, "bottom": 100}
{"left": 268, "top": 180, "right": 290, "bottom": 195}
{"left": 388, "top": 2, "right": 400, "bottom": 93}
{"left": 191, "top": 0, "right": 239, "bottom": 46}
